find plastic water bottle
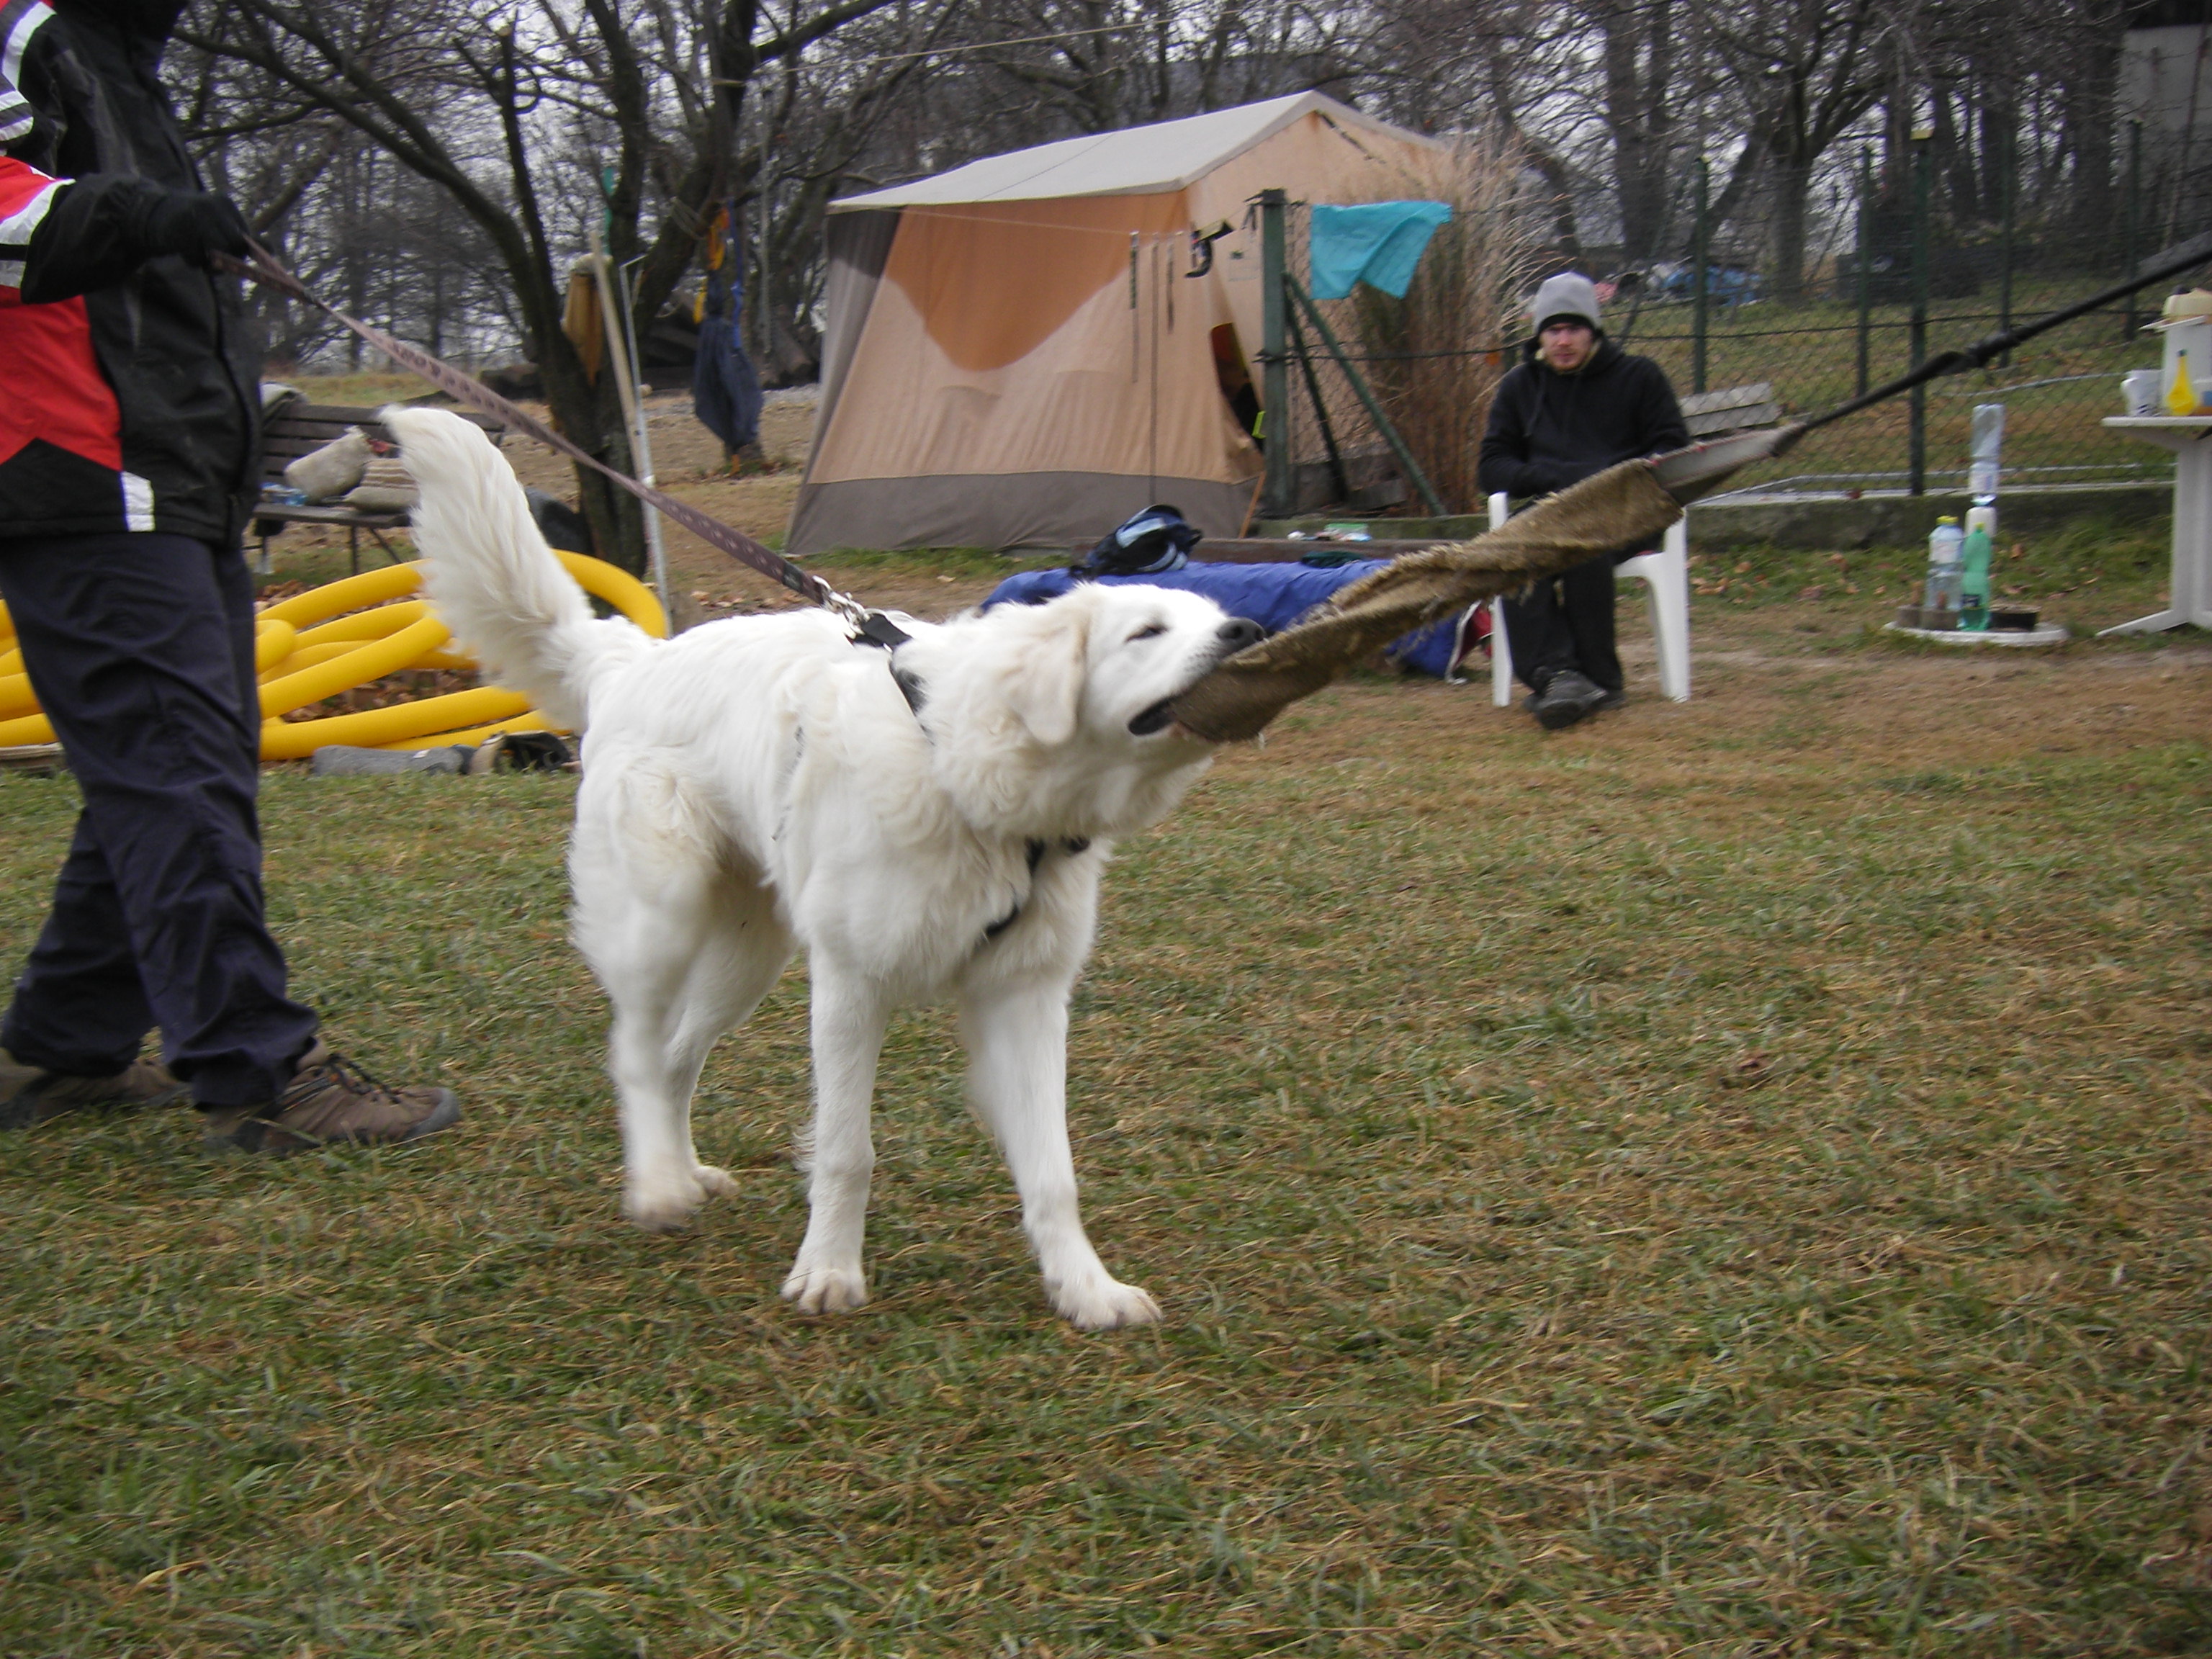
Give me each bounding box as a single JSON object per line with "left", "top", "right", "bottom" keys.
{"left": 1968, "top": 404, "right": 2005, "bottom": 506}
{"left": 1925, "top": 517, "right": 1964, "bottom": 621}
{"left": 1959, "top": 523, "right": 1992, "bottom": 631}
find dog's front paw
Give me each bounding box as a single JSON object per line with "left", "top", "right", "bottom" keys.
{"left": 624, "top": 1164, "right": 736, "bottom": 1232}
{"left": 1053, "top": 1277, "right": 1162, "bottom": 1331}
{"left": 782, "top": 1261, "right": 869, "bottom": 1315}
{"left": 693, "top": 1163, "right": 737, "bottom": 1198}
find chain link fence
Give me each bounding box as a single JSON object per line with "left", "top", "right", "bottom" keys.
{"left": 1259, "top": 148, "right": 2208, "bottom": 517}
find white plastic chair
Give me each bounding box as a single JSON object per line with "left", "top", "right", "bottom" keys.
{"left": 1484, "top": 491, "right": 1691, "bottom": 706}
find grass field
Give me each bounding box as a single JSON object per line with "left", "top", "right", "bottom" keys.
{"left": 3, "top": 533, "right": 2208, "bottom": 1656}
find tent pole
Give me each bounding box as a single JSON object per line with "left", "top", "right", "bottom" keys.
{"left": 1259, "top": 189, "right": 1292, "bottom": 521}
{"left": 1285, "top": 274, "right": 1449, "bottom": 518}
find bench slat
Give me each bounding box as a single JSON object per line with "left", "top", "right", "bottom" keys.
{"left": 257, "top": 400, "right": 503, "bottom": 508}
{"left": 251, "top": 503, "right": 408, "bottom": 529}
{"left": 1678, "top": 382, "right": 1773, "bottom": 416}
{"left": 1685, "top": 402, "right": 1781, "bottom": 437}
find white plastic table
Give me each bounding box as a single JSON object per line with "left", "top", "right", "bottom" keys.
{"left": 2100, "top": 416, "right": 2212, "bottom": 634}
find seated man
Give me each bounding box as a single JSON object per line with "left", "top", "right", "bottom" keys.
{"left": 1479, "top": 273, "right": 1686, "bottom": 729}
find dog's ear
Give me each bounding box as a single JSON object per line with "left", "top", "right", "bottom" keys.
{"left": 999, "top": 595, "right": 1092, "bottom": 747}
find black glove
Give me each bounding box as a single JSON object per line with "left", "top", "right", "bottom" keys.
{"left": 140, "top": 191, "right": 251, "bottom": 265}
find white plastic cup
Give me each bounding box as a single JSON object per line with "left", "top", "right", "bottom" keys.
{"left": 2122, "top": 369, "right": 2161, "bottom": 415}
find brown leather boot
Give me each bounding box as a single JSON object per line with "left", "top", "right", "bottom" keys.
{"left": 0, "top": 1047, "right": 186, "bottom": 1130}
{"left": 201, "top": 1042, "right": 461, "bottom": 1154}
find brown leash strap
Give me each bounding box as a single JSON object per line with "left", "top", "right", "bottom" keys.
{"left": 229, "top": 242, "right": 866, "bottom": 622}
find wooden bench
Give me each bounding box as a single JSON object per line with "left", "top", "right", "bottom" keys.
{"left": 254, "top": 400, "right": 503, "bottom": 575}
{"left": 1679, "top": 382, "right": 1781, "bottom": 440}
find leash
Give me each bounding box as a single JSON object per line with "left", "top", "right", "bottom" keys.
{"left": 225, "top": 241, "right": 909, "bottom": 649}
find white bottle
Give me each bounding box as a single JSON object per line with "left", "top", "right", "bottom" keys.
{"left": 1968, "top": 404, "right": 2005, "bottom": 506}
{"left": 1924, "top": 517, "right": 1964, "bottom": 619}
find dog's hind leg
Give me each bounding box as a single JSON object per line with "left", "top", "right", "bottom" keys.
{"left": 781, "top": 964, "right": 888, "bottom": 1315}
{"left": 959, "top": 981, "right": 1161, "bottom": 1331}
{"left": 576, "top": 792, "right": 788, "bottom": 1232}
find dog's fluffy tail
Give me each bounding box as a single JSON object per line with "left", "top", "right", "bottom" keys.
{"left": 384, "top": 406, "right": 654, "bottom": 732}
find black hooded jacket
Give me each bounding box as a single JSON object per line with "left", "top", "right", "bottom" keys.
{"left": 1477, "top": 335, "right": 1687, "bottom": 503}
{"left": 0, "top": 0, "right": 259, "bottom": 544}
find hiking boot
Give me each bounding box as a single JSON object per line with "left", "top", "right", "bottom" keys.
{"left": 1530, "top": 669, "right": 1609, "bottom": 730}
{"left": 0, "top": 1046, "right": 186, "bottom": 1130}
{"left": 202, "top": 1042, "right": 460, "bottom": 1155}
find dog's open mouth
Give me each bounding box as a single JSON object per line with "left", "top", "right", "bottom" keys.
{"left": 1128, "top": 698, "right": 1177, "bottom": 736}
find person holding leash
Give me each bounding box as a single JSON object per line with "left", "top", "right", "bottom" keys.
{"left": 1479, "top": 272, "right": 1688, "bottom": 730}
{"left": 0, "top": 0, "right": 457, "bottom": 1151}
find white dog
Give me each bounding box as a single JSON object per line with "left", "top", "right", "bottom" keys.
{"left": 387, "top": 409, "right": 1260, "bottom": 1328}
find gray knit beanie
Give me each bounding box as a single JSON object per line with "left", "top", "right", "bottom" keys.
{"left": 1527, "top": 271, "right": 1603, "bottom": 338}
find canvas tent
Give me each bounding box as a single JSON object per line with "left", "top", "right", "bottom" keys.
{"left": 788, "top": 93, "right": 1444, "bottom": 555}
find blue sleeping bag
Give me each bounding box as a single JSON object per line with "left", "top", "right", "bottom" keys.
{"left": 984, "top": 562, "right": 1477, "bottom": 679}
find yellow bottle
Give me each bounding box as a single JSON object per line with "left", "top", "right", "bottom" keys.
{"left": 2170, "top": 349, "right": 2200, "bottom": 417}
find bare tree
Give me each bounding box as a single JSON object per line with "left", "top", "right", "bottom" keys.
{"left": 1696, "top": 0, "right": 1887, "bottom": 302}
{"left": 181, "top": 0, "right": 919, "bottom": 572}
{"left": 1595, "top": 0, "right": 1676, "bottom": 263}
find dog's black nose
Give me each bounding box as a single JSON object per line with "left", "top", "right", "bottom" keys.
{"left": 1217, "top": 617, "right": 1266, "bottom": 651}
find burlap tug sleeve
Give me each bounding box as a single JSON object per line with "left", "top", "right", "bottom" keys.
{"left": 1168, "top": 458, "right": 1685, "bottom": 742}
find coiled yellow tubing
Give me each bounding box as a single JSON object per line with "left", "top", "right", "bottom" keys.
{"left": 0, "top": 553, "right": 667, "bottom": 756}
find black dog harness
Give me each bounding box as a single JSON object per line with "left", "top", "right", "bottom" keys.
{"left": 850, "top": 610, "right": 928, "bottom": 714}
{"left": 983, "top": 836, "right": 1092, "bottom": 942}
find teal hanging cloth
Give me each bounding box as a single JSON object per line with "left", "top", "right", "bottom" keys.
{"left": 1308, "top": 201, "right": 1453, "bottom": 300}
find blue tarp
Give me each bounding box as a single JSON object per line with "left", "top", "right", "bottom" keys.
{"left": 1308, "top": 201, "right": 1452, "bottom": 300}
{"left": 984, "top": 562, "right": 1474, "bottom": 679}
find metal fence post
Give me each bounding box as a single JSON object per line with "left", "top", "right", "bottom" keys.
{"left": 2123, "top": 120, "right": 2142, "bottom": 340}
{"left": 1258, "top": 188, "right": 1291, "bottom": 521}
{"left": 1856, "top": 146, "right": 1872, "bottom": 399}
{"left": 1692, "top": 157, "right": 1709, "bottom": 395}
{"left": 1998, "top": 134, "right": 2015, "bottom": 367}
{"left": 1909, "top": 128, "right": 1930, "bottom": 497}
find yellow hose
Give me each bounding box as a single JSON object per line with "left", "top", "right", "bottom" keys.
{"left": 259, "top": 688, "right": 534, "bottom": 760}
{"left": 258, "top": 641, "right": 360, "bottom": 682}
{"left": 254, "top": 619, "right": 297, "bottom": 670}
{"left": 552, "top": 549, "right": 669, "bottom": 637}
{"left": 0, "top": 671, "right": 37, "bottom": 720}
{"left": 257, "top": 562, "right": 423, "bottom": 627}
{"left": 377, "top": 709, "right": 554, "bottom": 750}
{"left": 258, "top": 615, "right": 451, "bottom": 718}
{"left": 0, "top": 552, "right": 663, "bottom": 757}
{"left": 0, "top": 619, "right": 300, "bottom": 731}
{"left": 295, "top": 600, "right": 428, "bottom": 647}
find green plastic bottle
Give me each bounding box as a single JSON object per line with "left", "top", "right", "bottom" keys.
{"left": 1960, "top": 523, "right": 1992, "bottom": 631}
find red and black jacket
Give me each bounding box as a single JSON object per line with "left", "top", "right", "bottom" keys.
{"left": 0, "top": 0, "right": 258, "bottom": 546}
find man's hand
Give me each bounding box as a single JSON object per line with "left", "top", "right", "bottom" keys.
{"left": 143, "top": 192, "right": 250, "bottom": 265}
